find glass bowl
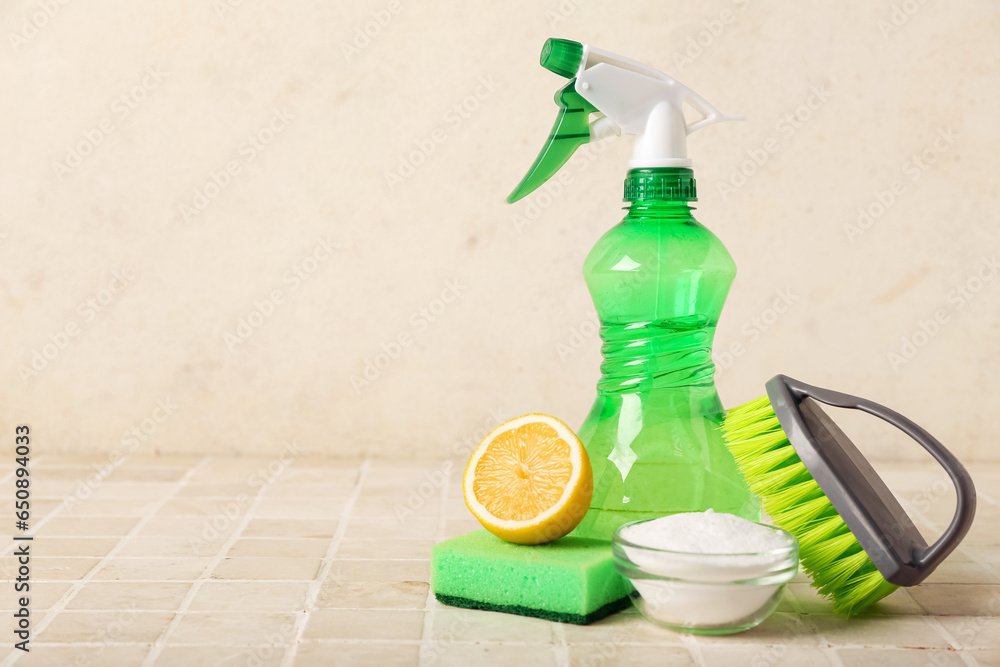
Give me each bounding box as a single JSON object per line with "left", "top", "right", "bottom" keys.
{"left": 612, "top": 519, "right": 799, "bottom": 634}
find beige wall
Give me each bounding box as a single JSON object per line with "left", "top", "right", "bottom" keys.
{"left": 4, "top": 1, "right": 999, "bottom": 464}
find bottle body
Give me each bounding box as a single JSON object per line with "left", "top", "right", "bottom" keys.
{"left": 572, "top": 193, "right": 759, "bottom": 540}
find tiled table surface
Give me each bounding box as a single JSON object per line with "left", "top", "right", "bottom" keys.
{"left": 0, "top": 456, "right": 997, "bottom": 667}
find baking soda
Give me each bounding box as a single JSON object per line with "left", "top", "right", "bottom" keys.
{"left": 624, "top": 509, "right": 791, "bottom": 567}
{"left": 618, "top": 510, "right": 797, "bottom": 629}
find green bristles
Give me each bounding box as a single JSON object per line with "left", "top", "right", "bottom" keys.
{"left": 722, "top": 395, "right": 899, "bottom": 615}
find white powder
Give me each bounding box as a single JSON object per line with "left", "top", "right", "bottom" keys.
{"left": 617, "top": 510, "right": 797, "bottom": 630}
{"left": 623, "top": 509, "right": 791, "bottom": 558}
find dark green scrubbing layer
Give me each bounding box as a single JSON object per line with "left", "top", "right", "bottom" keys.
{"left": 434, "top": 593, "right": 630, "bottom": 625}
{"left": 432, "top": 530, "right": 631, "bottom": 625}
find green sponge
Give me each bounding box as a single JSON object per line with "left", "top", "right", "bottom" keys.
{"left": 431, "top": 530, "right": 631, "bottom": 625}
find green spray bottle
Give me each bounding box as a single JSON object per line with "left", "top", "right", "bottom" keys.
{"left": 508, "top": 39, "right": 759, "bottom": 540}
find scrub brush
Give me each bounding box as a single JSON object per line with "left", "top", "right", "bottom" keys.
{"left": 721, "top": 375, "right": 976, "bottom": 615}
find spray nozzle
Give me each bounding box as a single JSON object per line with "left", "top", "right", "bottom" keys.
{"left": 540, "top": 38, "right": 583, "bottom": 78}
{"left": 507, "top": 38, "right": 744, "bottom": 203}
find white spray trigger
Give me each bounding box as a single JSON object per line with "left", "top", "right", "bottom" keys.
{"left": 572, "top": 44, "right": 744, "bottom": 168}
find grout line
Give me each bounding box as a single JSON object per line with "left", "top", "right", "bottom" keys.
{"left": 138, "top": 459, "right": 296, "bottom": 667}
{"left": 16, "top": 556, "right": 430, "bottom": 564}
{"left": 680, "top": 634, "right": 705, "bottom": 667}
{"left": 906, "top": 504, "right": 1000, "bottom": 581}
{"left": 12, "top": 556, "right": 432, "bottom": 562}
{"left": 0, "top": 457, "right": 211, "bottom": 667}
{"left": 922, "top": 616, "right": 979, "bottom": 667}
{"left": 823, "top": 648, "right": 846, "bottom": 667}
{"left": 416, "top": 465, "right": 452, "bottom": 667}
{"left": 795, "top": 597, "right": 843, "bottom": 667}
{"left": 18, "top": 637, "right": 695, "bottom": 648}
{"left": 923, "top": 615, "right": 980, "bottom": 666}
{"left": 897, "top": 503, "right": 994, "bottom": 659}
{"left": 2, "top": 533, "right": 438, "bottom": 540}
{"left": 9, "top": 636, "right": 981, "bottom": 649}
{"left": 551, "top": 622, "right": 570, "bottom": 667}
{"left": 278, "top": 459, "right": 372, "bottom": 667}
{"left": 13, "top": 579, "right": 423, "bottom": 586}
{"left": 3, "top": 606, "right": 429, "bottom": 614}
{"left": 5, "top": 516, "right": 347, "bottom": 522}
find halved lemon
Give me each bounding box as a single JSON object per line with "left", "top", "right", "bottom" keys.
{"left": 463, "top": 413, "right": 593, "bottom": 545}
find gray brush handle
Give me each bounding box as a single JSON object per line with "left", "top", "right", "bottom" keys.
{"left": 769, "top": 375, "right": 977, "bottom": 586}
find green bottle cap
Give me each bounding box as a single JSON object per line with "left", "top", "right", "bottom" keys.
{"left": 623, "top": 168, "right": 698, "bottom": 202}
{"left": 540, "top": 39, "right": 583, "bottom": 79}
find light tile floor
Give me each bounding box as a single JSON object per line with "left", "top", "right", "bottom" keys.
{"left": 0, "top": 456, "right": 998, "bottom": 666}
